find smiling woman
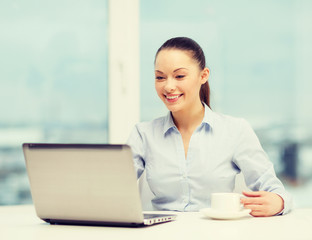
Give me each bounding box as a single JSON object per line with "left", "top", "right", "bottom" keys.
{"left": 139, "top": 0, "right": 312, "bottom": 210}
{"left": 127, "top": 37, "right": 292, "bottom": 217}
{"left": 154, "top": 38, "right": 210, "bottom": 157}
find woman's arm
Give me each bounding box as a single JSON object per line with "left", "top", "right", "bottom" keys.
{"left": 127, "top": 124, "right": 146, "bottom": 179}
{"left": 233, "top": 119, "right": 293, "bottom": 216}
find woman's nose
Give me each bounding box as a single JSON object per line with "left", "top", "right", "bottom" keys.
{"left": 164, "top": 78, "right": 176, "bottom": 92}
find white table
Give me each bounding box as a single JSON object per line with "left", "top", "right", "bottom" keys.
{"left": 1, "top": 205, "right": 312, "bottom": 240}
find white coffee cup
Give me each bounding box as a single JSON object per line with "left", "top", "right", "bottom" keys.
{"left": 211, "top": 193, "right": 242, "bottom": 212}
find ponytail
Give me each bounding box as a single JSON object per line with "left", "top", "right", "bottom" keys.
{"left": 200, "top": 81, "right": 210, "bottom": 108}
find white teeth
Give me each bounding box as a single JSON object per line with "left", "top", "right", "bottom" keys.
{"left": 166, "top": 95, "right": 180, "bottom": 99}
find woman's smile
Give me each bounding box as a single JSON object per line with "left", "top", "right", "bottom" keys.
{"left": 164, "top": 93, "right": 184, "bottom": 103}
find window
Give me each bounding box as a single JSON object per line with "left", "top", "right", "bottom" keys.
{"left": 0, "top": 1, "right": 108, "bottom": 205}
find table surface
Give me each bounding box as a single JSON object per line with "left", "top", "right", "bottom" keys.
{"left": 1, "top": 205, "right": 312, "bottom": 240}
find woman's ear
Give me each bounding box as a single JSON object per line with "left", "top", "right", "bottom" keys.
{"left": 200, "top": 67, "right": 210, "bottom": 84}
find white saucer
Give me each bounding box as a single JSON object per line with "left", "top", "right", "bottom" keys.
{"left": 200, "top": 208, "right": 251, "bottom": 220}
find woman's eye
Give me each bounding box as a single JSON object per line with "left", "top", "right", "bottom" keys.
{"left": 176, "top": 75, "right": 185, "bottom": 79}
{"left": 156, "top": 76, "right": 165, "bottom": 80}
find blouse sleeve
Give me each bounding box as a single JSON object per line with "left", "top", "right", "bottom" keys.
{"left": 127, "top": 124, "right": 145, "bottom": 179}
{"left": 232, "top": 119, "right": 293, "bottom": 215}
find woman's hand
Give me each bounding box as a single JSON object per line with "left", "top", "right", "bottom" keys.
{"left": 241, "top": 191, "right": 284, "bottom": 217}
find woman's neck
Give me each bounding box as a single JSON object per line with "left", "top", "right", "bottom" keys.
{"left": 172, "top": 101, "right": 205, "bottom": 132}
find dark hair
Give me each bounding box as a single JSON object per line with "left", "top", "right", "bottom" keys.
{"left": 155, "top": 37, "right": 210, "bottom": 108}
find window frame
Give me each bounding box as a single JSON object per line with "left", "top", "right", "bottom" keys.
{"left": 108, "top": 0, "right": 140, "bottom": 143}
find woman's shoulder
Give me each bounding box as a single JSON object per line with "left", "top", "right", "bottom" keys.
{"left": 210, "top": 110, "right": 252, "bottom": 133}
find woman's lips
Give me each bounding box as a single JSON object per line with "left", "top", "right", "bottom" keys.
{"left": 164, "top": 94, "right": 183, "bottom": 103}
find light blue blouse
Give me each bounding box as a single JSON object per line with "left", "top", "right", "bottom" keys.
{"left": 127, "top": 104, "right": 292, "bottom": 213}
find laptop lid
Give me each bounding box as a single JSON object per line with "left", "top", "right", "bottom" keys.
{"left": 23, "top": 143, "right": 162, "bottom": 226}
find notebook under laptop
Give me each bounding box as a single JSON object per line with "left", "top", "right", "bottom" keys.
{"left": 23, "top": 143, "right": 176, "bottom": 227}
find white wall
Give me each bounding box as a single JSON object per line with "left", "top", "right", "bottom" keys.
{"left": 108, "top": 0, "right": 140, "bottom": 143}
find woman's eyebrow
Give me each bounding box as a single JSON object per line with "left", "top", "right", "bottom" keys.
{"left": 173, "top": 68, "right": 188, "bottom": 72}
{"left": 155, "top": 68, "right": 188, "bottom": 74}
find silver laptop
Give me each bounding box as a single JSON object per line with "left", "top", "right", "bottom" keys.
{"left": 23, "top": 143, "right": 176, "bottom": 227}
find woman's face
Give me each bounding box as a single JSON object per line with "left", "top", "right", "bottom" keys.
{"left": 154, "top": 49, "right": 208, "bottom": 114}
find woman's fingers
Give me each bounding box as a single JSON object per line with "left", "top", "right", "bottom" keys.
{"left": 242, "top": 191, "right": 264, "bottom": 197}
{"left": 243, "top": 202, "right": 267, "bottom": 217}
{"left": 241, "top": 191, "right": 266, "bottom": 216}
{"left": 240, "top": 191, "right": 284, "bottom": 217}
{"left": 241, "top": 197, "right": 264, "bottom": 205}
{"left": 249, "top": 210, "right": 266, "bottom": 217}
{"left": 244, "top": 204, "right": 263, "bottom": 211}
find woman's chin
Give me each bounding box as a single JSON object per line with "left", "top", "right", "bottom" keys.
{"left": 164, "top": 103, "right": 182, "bottom": 113}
